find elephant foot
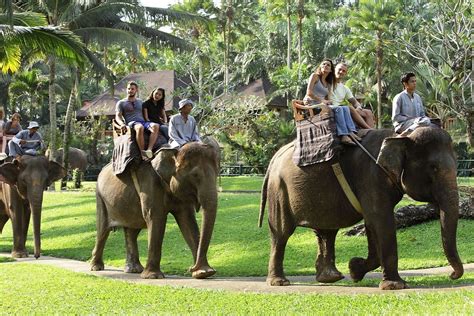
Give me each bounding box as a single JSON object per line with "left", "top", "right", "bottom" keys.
{"left": 379, "top": 279, "right": 408, "bottom": 290}
{"left": 11, "top": 250, "right": 28, "bottom": 258}
{"left": 90, "top": 261, "right": 104, "bottom": 271}
{"left": 140, "top": 269, "right": 165, "bottom": 279}
{"left": 124, "top": 262, "right": 144, "bottom": 274}
{"left": 316, "top": 268, "right": 344, "bottom": 283}
{"left": 191, "top": 267, "right": 216, "bottom": 279}
{"left": 267, "top": 276, "right": 290, "bottom": 286}
{"left": 349, "top": 257, "right": 369, "bottom": 282}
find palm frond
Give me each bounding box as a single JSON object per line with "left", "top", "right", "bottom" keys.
{"left": 0, "top": 25, "right": 87, "bottom": 73}
{"left": 82, "top": 48, "right": 116, "bottom": 90}
{"left": 0, "top": 12, "right": 48, "bottom": 27}
{"left": 145, "top": 6, "right": 212, "bottom": 29}
{"left": 124, "top": 22, "right": 193, "bottom": 51}
{"left": 74, "top": 27, "right": 143, "bottom": 46}
{"left": 65, "top": 1, "right": 142, "bottom": 29}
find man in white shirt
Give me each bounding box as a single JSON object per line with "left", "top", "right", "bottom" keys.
{"left": 168, "top": 99, "right": 201, "bottom": 148}
{"left": 332, "top": 63, "right": 375, "bottom": 129}
{"left": 392, "top": 72, "right": 430, "bottom": 135}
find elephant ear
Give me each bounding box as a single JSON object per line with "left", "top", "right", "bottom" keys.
{"left": 47, "top": 161, "right": 66, "bottom": 186}
{"left": 0, "top": 161, "right": 20, "bottom": 185}
{"left": 151, "top": 148, "right": 178, "bottom": 184}
{"left": 376, "top": 137, "right": 409, "bottom": 182}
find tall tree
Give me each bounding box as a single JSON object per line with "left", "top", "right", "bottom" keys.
{"left": 346, "top": 0, "right": 400, "bottom": 128}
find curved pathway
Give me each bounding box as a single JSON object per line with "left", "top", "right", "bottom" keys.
{"left": 2, "top": 254, "right": 473, "bottom": 294}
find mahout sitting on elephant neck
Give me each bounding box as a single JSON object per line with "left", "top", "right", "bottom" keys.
{"left": 91, "top": 138, "right": 220, "bottom": 280}
{"left": 260, "top": 126, "right": 463, "bottom": 290}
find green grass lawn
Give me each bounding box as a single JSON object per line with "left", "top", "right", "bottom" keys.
{"left": 0, "top": 191, "right": 472, "bottom": 277}
{"left": 0, "top": 263, "right": 472, "bottom": 314}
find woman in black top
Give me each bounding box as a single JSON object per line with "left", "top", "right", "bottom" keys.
{"left": 143, "top": 87, "right": 169, "bottom": 140}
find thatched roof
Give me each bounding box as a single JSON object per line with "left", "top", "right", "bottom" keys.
{"left": 76, "top": 70, "right": 194, "bottom": 119}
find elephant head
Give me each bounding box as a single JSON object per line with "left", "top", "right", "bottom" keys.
{"left": 0, "top": 155, "right": 66, "bottom": 258}
{"left": 377, "top": 127, "right": 463, "bottom": 279}
{"left": 152, "top": 140, "right": 219, "bottom": 275}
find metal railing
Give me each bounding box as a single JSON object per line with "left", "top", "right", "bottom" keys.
{"left": 220, "top": 165, "right": 266, "bottom": 176}
{"left": 81, "top": 160, "right": 473, "bottom": 180}
{"left": 457, "top": 160, "right": 474, "bottom": 177}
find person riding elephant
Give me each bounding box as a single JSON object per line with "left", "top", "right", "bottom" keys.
{"left": 90, "top": 137, "right": 219, "bottom": 279}
{"left": 0, "top": 155, "right": 65, "bottom": 258}
{"left": 259, "top": 126, "right": 463, "bottom": 290}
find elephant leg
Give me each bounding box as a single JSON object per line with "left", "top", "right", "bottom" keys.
{"left": 314, "top": 229, "right": 344, "bottom": 283}
{"left": 172, "top": 208, "right": 216, "bottom": 279}
{"left": 370, "top": 215, "right": 407, "bottom": 290}
{"left": 141, "top": 216, "right": 166, "bottom": 279}
{"left": 10, "top": 205, "right": 28, "bottom": 258}
{"left": 267, "top": 217, "right": 295, "bottom": 286}
{"left": 123, "top": 227, "right": 144, "bottom": 273}
{"left": 349, "top": 224, "right": 380, "bottom": 282}
{"left": 0, "top": 213, "right": 8, "bottom": 234}
{"left": 90, "top": 196, "right": 111, "bottom": 271}
{"left": 172, "top": 208, "right": 199, "bottom": 260}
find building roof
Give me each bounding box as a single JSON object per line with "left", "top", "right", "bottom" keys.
{"left": 76, "top": 70, "right": 194, "bottom": 119}
{"left": 236, "top": 77, "right": 286, "bottom": 108}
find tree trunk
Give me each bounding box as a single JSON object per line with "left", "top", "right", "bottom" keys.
{"left": 61, "top": 69, "right": 78, "bottom": 190}
{"left": 286, "top": 0, "right": 291, "bottom": 69}
{"left": 296, "top": 1, "right": 303, "bottom": 98}
{"left": 376, "top": 31, "right": 383, "bottom": 128}
{"left": 0, "top": 74, "right": 11, "bottom": 114}
{"left": 466, "top": 110, "right": 474, "bottom": 146}
{"left": 48, "top": 57, "right": 57, "bottom": 191}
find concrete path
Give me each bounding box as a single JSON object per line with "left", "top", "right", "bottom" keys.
{"left": 1, "top": 253, "right": 473, "bottom": 294}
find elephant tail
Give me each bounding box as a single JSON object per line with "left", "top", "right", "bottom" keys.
{"left": 258, "top": 169, "right": 270, "bottom": 228}
{"left": 0, "top": 214, "right": 8, "bottom": 234}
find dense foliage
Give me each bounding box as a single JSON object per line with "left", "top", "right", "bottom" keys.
{"left": 0, "top": 0, "right": 471, "bottom": 166}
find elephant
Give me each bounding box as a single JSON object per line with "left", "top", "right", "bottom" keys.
{"left": 90, "top": 140, "right": 219, "bottom": 279}
{"left": 46, "top": 147, "right": 88, "bottom": 172}
{"left": 259, "top": 126, "right": 463, "bottom": 290}
{"left": 0, "top": 155, "right": 66, "bottom": 258}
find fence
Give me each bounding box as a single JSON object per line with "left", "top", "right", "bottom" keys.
{"left": 82, "top": 161, "right": 473, "bottom": 181}
{"left": 457, "top": 160, "right": 474, "bottom": 177}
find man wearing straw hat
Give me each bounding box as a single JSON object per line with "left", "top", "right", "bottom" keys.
{"left": 8, "top": 121, "right": 44, "bottom": 158}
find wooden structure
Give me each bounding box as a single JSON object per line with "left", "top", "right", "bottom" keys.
{"left": 0, "top": 131, "right": 13, "bottom": 153}
{"left": 292, "top": 99, "right": 325, "bottom": 121}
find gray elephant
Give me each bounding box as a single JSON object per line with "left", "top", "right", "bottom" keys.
{"left": 259, "top": 127, "right": 463, "bottom": 290}
{"left": 0, "top": 156, "right": 66, "bottom": 258}
{"left": 46, "top": 147, "right": 88, "bottom": 172}
{"left": 90, "top": 140, "right": 219, "bottom": 279}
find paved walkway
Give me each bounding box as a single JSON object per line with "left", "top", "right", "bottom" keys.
{"left": 1, "top": 253, "right": 473, "bottom": 294}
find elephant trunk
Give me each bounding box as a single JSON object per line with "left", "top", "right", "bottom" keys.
{"left": 28, "top": 188, "right": 44, "bottom": 259}
{"left": 437, "top": 186, "right": 463, "bottom": 279}
{"left": 194, "top": 188, "right": 217, "bottom": 270}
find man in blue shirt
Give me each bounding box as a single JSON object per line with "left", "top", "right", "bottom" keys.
{"left": 8, "top": 121, "right": 44, "bottom": 158}
{"left": 392, "top": 72, "right": 430, "bottom": 135}
{"left": 169, "top": 99, "right": 201, "bottom": 148}
{"left": 115, "top": 81, "right": 159, "bottom": 159}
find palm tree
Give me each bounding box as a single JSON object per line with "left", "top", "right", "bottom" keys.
{"left": 0, "top": 11, "right": 86, "bottom": 109}
{"left": 346, "top": 0, "right": 400, "bottom": 128}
